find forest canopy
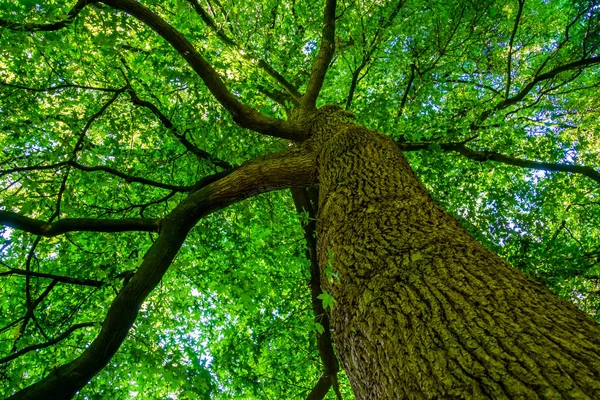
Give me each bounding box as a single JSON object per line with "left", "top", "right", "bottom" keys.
{"left": 1, "top": 0, "right": 599, "bottom": 398}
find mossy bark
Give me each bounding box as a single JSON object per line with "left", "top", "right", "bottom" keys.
{"left": 311, "top": 109, "right": 600, "bottom": 399}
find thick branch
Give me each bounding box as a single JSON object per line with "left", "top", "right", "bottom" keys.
{"left": 301, "top": 0, "right": 337, "bottom": 110}
{"left": 0, "top": 210, "right": 161, "bottom": 237}
{"left": 9, "top": 146, "right": 316, "bottom": 400}
{"left": 397, "top": 141, "right": 600, "bottom": 184}
{"left": 100, "top": 0, "right": 305, "bottom": 140}
{"left": 0, "top": 323, "right": 96, "bottom": 365}
{"left": 0, "top": 0, "right": 94, "bottom": 31}
{"left": 306, "top": 373, "right": 333, "bottom": 400}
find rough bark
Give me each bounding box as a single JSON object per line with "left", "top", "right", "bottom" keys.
{"left": 310, "top": 107, "right": 600, "bottom": 399}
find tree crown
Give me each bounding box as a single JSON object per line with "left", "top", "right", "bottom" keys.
{"left": 1, "top": 0, "right": 599, "bottom": 398}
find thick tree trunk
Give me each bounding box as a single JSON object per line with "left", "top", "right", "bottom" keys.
{"left": 311, "top": 108, "right": 600, "bottom": 399}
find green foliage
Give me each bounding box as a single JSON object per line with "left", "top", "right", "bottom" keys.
{"left": 1, "top": 0, "right": 599, "bottom": 398}
{"left": 317, "top": 291, "right": 336, "bottom": 311}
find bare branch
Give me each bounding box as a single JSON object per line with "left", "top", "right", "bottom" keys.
{"left": 100, "top": 0, "right": 305, "bottom": 140}
{"left": 46, "top": 89, "right": 124, "bottom": 223}
{"left": 68, "top": 162, "right": 197, "bottom": 191}
{"left": 301, "top": 0, "right": 337, "bottom": 110}
{"left": 0, "top": 317, "right": 24, "bottom": 336}
{"left": 0, "top": 162, "right": 67, "bottom": 176}
{"left": 0, "top": 323, "right": 96, "bottom": 365}
{"left": 86, "top": 190, "right": 178, "bottom": 216}
{"left": 0, "top": 0, "right": 94, "bottom": 31}
{"left": 0, "top": 210, "right": 161, "bottom": 237}
{"left": 397, "top": 141, "right": 600, "bottom": 184}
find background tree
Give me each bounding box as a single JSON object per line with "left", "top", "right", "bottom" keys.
{"left": 1, "top": 0, "right": 600, "bottom": 398}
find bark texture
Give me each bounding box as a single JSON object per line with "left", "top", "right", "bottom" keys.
{"left": 310, "top": 107, "right": 600, "bottom": 399}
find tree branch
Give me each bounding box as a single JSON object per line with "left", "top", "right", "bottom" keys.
{"left": 291, "top": 188, "right": 341, "bottom": 400}
{"left": 257, "top": 85, "right": 295, "bottom": 109}
{"left": 305, "top": 373, "right": 333, "bottom": 400}
{"left": 69, "top": 162, "right": 198, "bottom": 191}
{"left": 0, "top": 323, "right": 96, "bottom": 365}
{"left": 0, "top": 81, "right": 121, "bottom": 93}
{"left": 478, "top": 56, "right": 600, "bottom": 122}
{"left": 346, "top": 0, "right": 405, "bottom": 110}
{"left": 0, "top": 267, "right": 105, "bottom": 287}
{"left": 73, "top": 90, "right": 125, "bottom": 157}
{"left": 187, "top": 0, "right": 302, "bottom": 102}
{"left": 505, "top": 0, "right": 525, "bottom": 98}
{"left": 99, "top": 0, "right": 305, "bottom": 140}
{"left": 1, "top": 161, "right": 196, "bottom": 192}
{"left": 12, "top": 280, "right": 58, "bottom": 351}
{"left": 397, "top": 141, "right": 600, "bottom": 184}
{"left": 500, "top": 56, "right": 600, "bottom": 109}
{"left": 9, "top": 146, "right": 317, "bottom": 400}
{"left": 301, "top": 0, "right": 337, "bottom": 110}
{"left": 397, "top": 63, "right": 415, "bottom": 117}
{"left": 0, "top": 210, "right": 161, "bottom": 237}
{"left": 125, "top": 87, "right": 232, "bottom": 169}
{"left": 0, "top": 0, "right": 95, "bottom": 31}
{"left": 439, "top": 78, "right": 501, "bottom": 95}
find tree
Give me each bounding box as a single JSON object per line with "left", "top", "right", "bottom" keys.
{"left": 1, "top": 0, "right": 600, "bottom": 398}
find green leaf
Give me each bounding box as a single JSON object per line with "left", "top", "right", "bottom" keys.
{"left": 318, "top": 291, "right": 336, "bottom": 310}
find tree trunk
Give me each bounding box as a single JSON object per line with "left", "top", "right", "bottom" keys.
{"left": 311, "top": 108, "right": 600, "bottom": 399}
